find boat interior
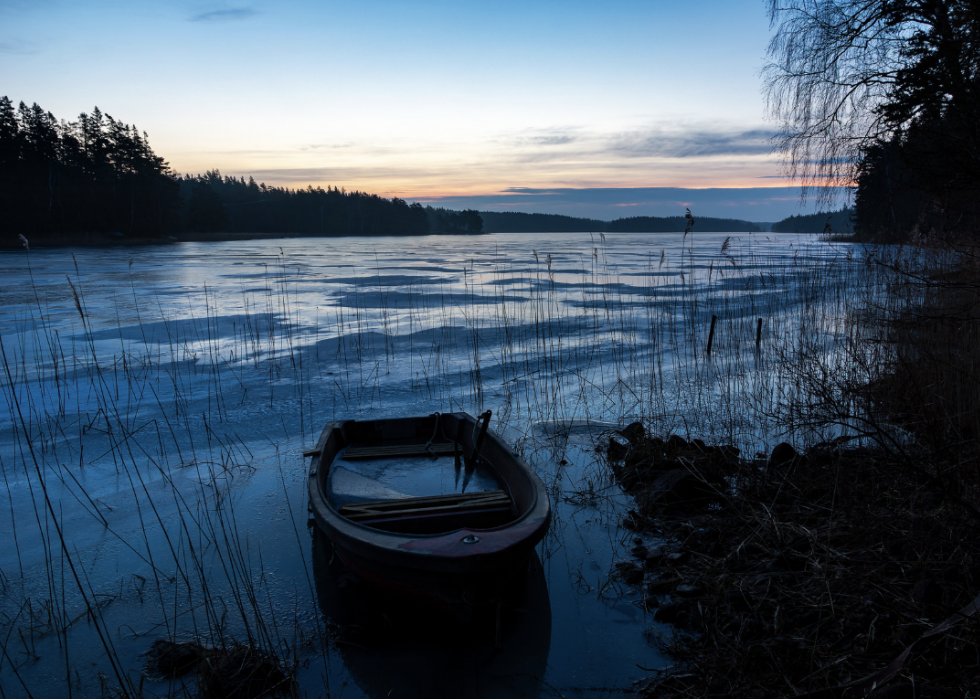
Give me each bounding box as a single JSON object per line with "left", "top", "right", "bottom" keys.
{"left": 325, "top": 413, "right": 519, "bottom": 534}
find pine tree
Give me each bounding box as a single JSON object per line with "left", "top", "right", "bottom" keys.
{"left": 0, "top": 96, "right": 19, "bottom": 165}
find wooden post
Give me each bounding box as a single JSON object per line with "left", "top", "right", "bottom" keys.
{"left": 756, "top": 318, "right": 763, "bottom": 348}
{"left": 706, "top": 315, "right": 718, "bottom": 355}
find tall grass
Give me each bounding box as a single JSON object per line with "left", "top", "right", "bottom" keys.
{"left": 769, "top": 240, "right": 980, "bottom": 515}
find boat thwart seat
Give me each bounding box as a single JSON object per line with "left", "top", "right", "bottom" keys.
{"left": 342, "top": 442, "right": 457, "bottom": 460}
{"left": 338, "top": 489, "right": 513, "bottom": 534}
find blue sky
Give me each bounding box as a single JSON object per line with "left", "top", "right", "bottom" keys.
{"left": 0, "top": 0, "right": 838, "bottom": 220}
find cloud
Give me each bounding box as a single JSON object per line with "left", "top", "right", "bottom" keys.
{"left": 531, "top": 135, "right": 576, "bottom": 146}
{"left": 490, "top": 124, "right": 779, "bottom": 168}
{"left": 503, "top": 127, "right": 582, "bottom": 149}
{"left": 515, "top": 133, "right": 579, "bottom": 148}
{"left": 189, "top": 8, "right": 257, "bottom": 22}
{"left": 610, "top": 128, "right": 778, "bottom": 159}
{"left": 300, "top": 143, "right": 358, "bottom": 151}
{"left": 501, "top": 187, "right": 562, "bottom": 195}
{"left": 0, "top": 40, "right": 38, "bottom": 55}
{"left": 237, "top": 165, "right": 461, "bottom": 187}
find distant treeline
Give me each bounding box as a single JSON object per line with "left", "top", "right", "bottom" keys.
{"left": 180, "top": 172, "right": 482, "bottom": 236}
{"left": 480, "top": 211, "right": 607, "bottom": 233}
{"left": 0, "top": 97, "right": 482, "bottom": 245}
{"left": 771, "top": 207, "right": 854, "bottom": 234}
{"left": 606, "top": 216, "right": 760, "bottom": 233}
{"left": 480, "top": 212, "right": 763, "bottom": 234}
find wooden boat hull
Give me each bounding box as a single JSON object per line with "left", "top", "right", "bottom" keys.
{"left": 307, "top": 412, "right": 551, "bottom": 608}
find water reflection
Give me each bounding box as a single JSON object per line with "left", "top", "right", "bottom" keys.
{"left": 312, "top": 532, "right": 551, "bottom": 698}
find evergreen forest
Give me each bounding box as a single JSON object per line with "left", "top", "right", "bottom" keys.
{"left": 770, "top": 207, "right": 853, "bottom": 234}
{"left": 480, "top": 212, "right": 609, "bottom": 233}
{"left": 606, "top": 216, "right": 761, "bottom": 233}
{"left": 0, "top": 97, "right": 483, "bottom": 246}
{"left": 481, "top": 212, "right": 768, "bottom": 234}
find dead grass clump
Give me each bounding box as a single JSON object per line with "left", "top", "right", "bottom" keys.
{"left": 142, "top": 638, "right": 207, "bottom": 679}
{"left": 198, "top": 643, "right": 292, "bottom": 699}
{"left": 607, "top": 437, "right": 980, "bottom": 698}
{"left": 142, "top": 638, "right": 293, "bottom": 699}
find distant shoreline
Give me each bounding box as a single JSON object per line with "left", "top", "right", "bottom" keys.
{"left": 2, "top": 226, "right": 836, "bottom": 252}
{"left": 1, "top": 229, "right": 489, "bottom": 251}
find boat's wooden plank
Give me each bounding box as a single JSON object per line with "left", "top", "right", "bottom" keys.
{"left": 342, "top": 502, "right": 511, "bottom": 523}
{"left": 341, "top": 498, "right": 510, "bottom": 518}
{"left": 344, "top": 489, "right": 507, "bottom": 507}
{"left": 340, "top": 489, "right": 508, "bottom": 512}
{"left": 343, "top": 442, "right": 457, "bottom": 460}
{"left": 351, "top": 444, "right": 456, "bottom": 454}
{"left": 340, "top": 498, "right": 510, "bottom": 519}
{"left": 351, "top": 505, "right": 514, "bottom": 528}
{"left": 341, "top": 498, "right": 510, "bottom": 517}
{"left": 338, "top": 489, "right": 510, "bottom": 521}
{"left": 352, "top": 506, "right": 516, "bottom": 534}
{"left": 347, "top": 443, "right": 456, "bottom": 451}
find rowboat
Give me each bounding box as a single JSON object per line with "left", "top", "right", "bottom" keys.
{"left": 307, "top": 411, "right": 551, "bottom": 608}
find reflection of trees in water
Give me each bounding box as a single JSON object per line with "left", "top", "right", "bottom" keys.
{"left": 311, "top": 533, "right": 551, "bottom": 699}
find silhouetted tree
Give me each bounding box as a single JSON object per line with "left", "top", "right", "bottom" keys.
{"left": 0, "top": 97, "right": 182, "bottom": 242}
{"left": 766, "top": 1, "right": 980, "bottom": 238}
{"left": 0, "top": 96, "right": 19, "bottom": 165}
{"left": 0, "top": 96, "right": 486, "bottom": 245}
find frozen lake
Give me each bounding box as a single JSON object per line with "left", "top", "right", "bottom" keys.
{"left": 0, "top": 231, "right": 861, "bottom": 697}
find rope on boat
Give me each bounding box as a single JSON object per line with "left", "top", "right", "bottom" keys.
{"left": 424, "top": 411, "right": 442, "bottom": 459}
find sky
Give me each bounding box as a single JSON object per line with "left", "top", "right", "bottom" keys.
{"left": 0, "top": 0, "right": 842, "bottom": 221}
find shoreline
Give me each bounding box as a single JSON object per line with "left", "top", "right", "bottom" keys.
{"left": 604, "top": 426, "right": 979, "bottom": 698}
{"left": 1, "top": 229, "right": 489, "bottom": 250}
